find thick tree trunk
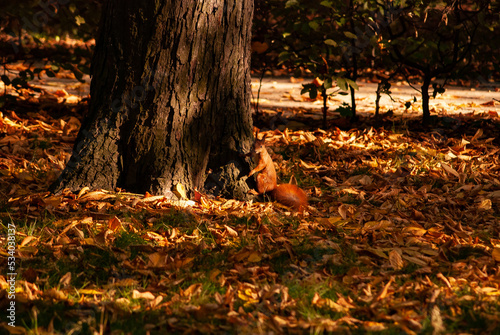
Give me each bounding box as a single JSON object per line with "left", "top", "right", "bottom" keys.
{"left": 51, "top": 0, "right": 254, "bottom": 200}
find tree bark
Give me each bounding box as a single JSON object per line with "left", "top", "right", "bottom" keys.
{"left": 51, "top": 0, "right": 254, "bottom": 200}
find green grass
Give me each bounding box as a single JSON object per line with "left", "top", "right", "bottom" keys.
{"left": 115, "top": 230, "right": 148, "bottom": 249}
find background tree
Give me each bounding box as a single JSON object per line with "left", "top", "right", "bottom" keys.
{"left": 50, "top": 0, "right": 254, "bottom": 199}
{"left": 378, "top": 0, "right": 494, "bottom": 124}
{"left": 274, "top": 0, "right": 362, "bottom": 127}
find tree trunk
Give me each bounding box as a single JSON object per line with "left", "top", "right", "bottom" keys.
{"left": 375, "top": 82, "right": 382, "bottom": 117}
{"left": 348, "top": 0, "right": 357, "bottom": 122}
{"left": 421, "top": 72, "right": 431, "bottom": 125}
{"left": 50, "top": 0, "right": 254, "bottom": 200}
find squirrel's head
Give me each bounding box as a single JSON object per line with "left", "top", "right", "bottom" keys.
{"left": 252, "top": 133, "right": 268, "bottom": 154}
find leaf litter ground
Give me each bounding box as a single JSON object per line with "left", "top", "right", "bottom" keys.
{"left": 1, "top": 76, "right": 500, "bottom": 334}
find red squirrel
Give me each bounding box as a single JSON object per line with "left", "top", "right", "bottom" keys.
{"left": 247, "top": 136, "right": 308, "bottom": 212}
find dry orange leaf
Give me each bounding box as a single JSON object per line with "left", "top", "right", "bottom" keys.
{"left": 389, "top": 249, "right": 404, "bottom": 271}
{"left": 132, "top": 290, "right": 156, "bottom": 300}
{"left": 441, "top": 162, "right": 459, "bottom": 178}
{"left": 108, "top": 216, "right": 123, "bottom": 231}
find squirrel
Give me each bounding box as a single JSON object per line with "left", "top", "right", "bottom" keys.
{"left": 247, "top": 136, "right": 308, "bottom": 212}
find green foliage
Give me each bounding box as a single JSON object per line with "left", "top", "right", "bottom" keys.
{"left": 0, "top": 1, "right": 100, "bottom": 42}
{"left": 253, "top": 0, "right": 500, "bottom": 125}
{"left": 0, "top": 1, "right": 98, "bottom": 97}
{"left": 335, "top": 102, "right": 353, "bottom": 117}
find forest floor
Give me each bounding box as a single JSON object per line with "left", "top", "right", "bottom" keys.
{"left": 1, "top": 71, "right": 500, "bottom": 334}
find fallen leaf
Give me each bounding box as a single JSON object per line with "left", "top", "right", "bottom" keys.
{"left": 389, "top": 249, "right": 404, "bottom": 271}
{"left": 132, "top": 290, "right": 156, "bottom": 300}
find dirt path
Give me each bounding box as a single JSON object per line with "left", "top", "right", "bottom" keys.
{"left": 251, "top": 77, "right": 500, "bottom": 117}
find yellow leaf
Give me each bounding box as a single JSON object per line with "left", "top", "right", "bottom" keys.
{"left": 238, "top": 290, "right": 259, "bottom": 305}
{"left": 478, "top": 199, "right": 492, "bottom": 211}
{"left": 79, "top": 289, "right": 104, "bottom": 295}
{"left": 174, "top": 183, "right": 188, "bottom": 200}
{"left": 492, "top": 247, "right": 500, "bottom": 262}
{"left": 247, "top": 251, "right": 262, "bottom": 263}
{"left": 77, "top": 186, "right": 90, "bottom": 198}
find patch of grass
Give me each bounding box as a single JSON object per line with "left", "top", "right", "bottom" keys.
{"left": 294, "top": 244, "right": 336, "bottom": 263}
{"left": 195, "top": 248, "right": 230, "bottom": 273}
{"left": 401, "top": 262, "right": 420, "bottom": 274}
{"left": 229, "top": 214, "right": 252, "bottom": 228}
{"left": 18, "top": 300, "right": 177, "bottom": 334}
{"left": 31, "top": 137, "right": 53, "bottom": 150}
{"left": 445, "top": 300, "right": 499, "bottom": 333}
{"left": 340, "top": 194, "right": 362, "bottom": 206}
{"left": 115, "top": 230, "right": 148, "bottom": 249}
{"left": 279, "top": 214, "right": 301, "bottom": 229}
{"left": 447, "top": 245, "right": 489, "bottom": 262}
{"left": 153, "top": 208, "right": 198, "bottom": 233}
{"left": 48, "top": 246, "right": 119, "bottom": 287}
{"left": 286, "top": 279, "right": 347, "bottom": 320}
{"left": 350, "top": 166, "right": 372, "bottom": 176}
{"left": 18, "top": 301, "right": 94, "bottom": 334}
{"left": 266, "top": 250, "right": 292, "bottom": 275}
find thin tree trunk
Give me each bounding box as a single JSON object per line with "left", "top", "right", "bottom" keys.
{"left": 348, "top": 0, "right": 357, "bottom": 121}
{"left": 375, "top": 82, "right": 382, "bottom": 117}
{"left": 421, "top": 72, "right": 431, "bottom": 125}
{"left": 51, "top": 0, "right": 254, "bottom": 200}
